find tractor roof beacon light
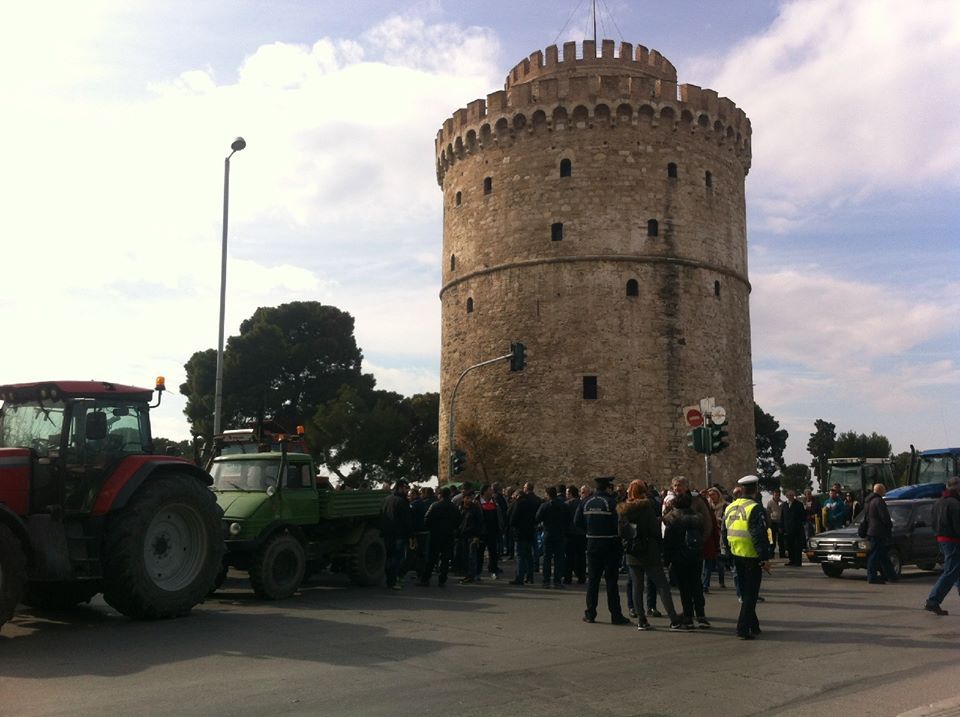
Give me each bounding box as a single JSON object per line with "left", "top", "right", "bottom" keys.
{"left": 150, "top": 376, "right": 166, "bottom": 408}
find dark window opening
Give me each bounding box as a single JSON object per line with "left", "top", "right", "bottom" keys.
{"left": 714, "top": 280, "right": 721, "bottom": 297}
{"left": 626, "top": 279, "right": 639, "bottom": 297}
{"left": 551, "top": 222, "right": 564, "bottom": 241}
{"left": 455, "top": 191, "right": 462, "bottom": 206}
{"left": 450, "top": 254, "right": 456, "bottom": 271}
{"left": 647, "top": 219, "right": 659, "bottom": 237}
{"left": 667, "top": 162, "right": 678, "bottom": 179}
{"left": 560, "top": 158, "right": 572, "bottom": 178}
{"left": 582, "top": 376, "right": 598, "bottom": 400}
{"left": 705, "top": 171, "right": 713, "bottom": 188}
{"left": 483, "top": 177, "right": 492, "bottom": 195}
{"left": 466, "top": 297, "right": 474, "bottom": 313}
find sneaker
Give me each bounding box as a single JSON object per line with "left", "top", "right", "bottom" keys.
{"left": 924, "top": 603, "right": 949, "bottom": 616}
{"left": 628, "top": 608, "right": 637, "bottom": 618}
{"left": 637, "top": 621, "right": 653, "bottom": 631}
{"left": 697, "top": 617, "right": 712, "bottom": 628}
{"left": 646, "top": 608, "right": 663, "bottom": 618}
{"left": 490, "top": 573, "right": 498, "bottom": 580}
{"left": 669, "top": 622, "right": 690, "bottom": 631}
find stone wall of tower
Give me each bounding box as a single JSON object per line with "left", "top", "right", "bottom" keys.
{"left": 436, "top": 40, "right": 756, "bottom": 489}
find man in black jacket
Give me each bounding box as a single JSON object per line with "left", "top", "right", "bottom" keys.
{"left": 508, "top": 482, "right": 540, "bottom": 585}
{"left": 781, "top": 490, "right": 807, "bottom": 566}
{"left": 457, "top": 490, "right": 485, "bottom": 584}
{"left": 418, "top": 487, "right": 460, "bottom": 587}
{"left": 864, "top": 483, "right": 897, "bottom": 584}
{"left": 924, "top": 477, "right": 960, "bottom": 615}
{"left": 381, "top": 481, "right": 413, "bottom": 590}
{"left": 536, "top": 485, "right": 571, "bottom": 588}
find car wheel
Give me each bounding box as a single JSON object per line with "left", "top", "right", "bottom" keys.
{"left": 821, "top": 564, "right": 844, "bottom": 578}
{"left": 887, "top": 548, "right": 902, "bottom": 577}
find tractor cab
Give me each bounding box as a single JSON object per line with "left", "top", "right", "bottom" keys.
{"left": 0, "top": 380, "right": 158, "bottom": 514}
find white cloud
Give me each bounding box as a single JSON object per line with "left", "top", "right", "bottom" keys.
{"left": 363, "top": 361, "right": 439, "bottom": 396}
{"left": 697, "top": 0, "right": 960, "bottom": 230}
{"left": 0, "top": 11, "right": 499, "bottom": 442}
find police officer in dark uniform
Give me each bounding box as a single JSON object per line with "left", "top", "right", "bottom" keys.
{"left": 574, "top": 476, "right": 631, "bottom": 624}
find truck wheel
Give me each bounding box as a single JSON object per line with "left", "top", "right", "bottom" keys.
{"left": 347, "top": 529, "right": 386, "bottom": 587}
{"left": 821, "top": 564, "right": 844, "bottom": 578}
{"left": 102, "top": 474, "right": 224, "bottom": 619}
{"left": 0, "top": 523, "right": 27, "bottom": 629}
{"left": 250, "top": 533, "right": 305, "bottom": 600}
{"left": 23, "top": 582, "right": 99, "bottom": 610}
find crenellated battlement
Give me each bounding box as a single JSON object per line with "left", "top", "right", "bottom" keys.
{"left": 504, "top": 39, "right": 677, "bottom": 89}
{"left": 434, "top": 39, "right": 751, "bottom": 185}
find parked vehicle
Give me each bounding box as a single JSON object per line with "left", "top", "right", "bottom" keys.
{"left": 907, "top": 447, "right": 960, "bottom": 485}
{"left": 805, "top": 498, "right": 941, "bottom": 578}
{"left": 0, "top": 379, "right": 223, "bottom": 630}
{"left": 211, "top": 446, "right": 388, "bottom": 599}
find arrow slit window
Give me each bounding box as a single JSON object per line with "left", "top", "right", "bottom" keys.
{"left": 582, "top": 376, "right": 598, "bottom": 400}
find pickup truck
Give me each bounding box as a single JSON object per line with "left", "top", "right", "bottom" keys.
{"left": 210, "top": 449, "right": 388, "bottom": 598}
{"left": 805, "top": 498, "right": 942, "bottom": 578}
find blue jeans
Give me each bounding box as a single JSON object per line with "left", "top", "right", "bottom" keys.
{"left": 542, "top": 537, "right": 566, "bottom": 586}
{"left": 927, "top": 541, "right": 960, "bottom": 607}
{"left": 515, "top": 539, "right": 534, "bottom": 582}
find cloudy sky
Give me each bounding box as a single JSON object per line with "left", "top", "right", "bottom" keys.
{"left": 2, "top": 0, "right": 957, "bottom": 466}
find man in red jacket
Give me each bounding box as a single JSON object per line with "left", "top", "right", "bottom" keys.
{"left": 924, "top": 477, "right": 960, "bottom": 615}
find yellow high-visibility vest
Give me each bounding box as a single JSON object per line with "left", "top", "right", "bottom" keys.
{"left": 724, "top": 498, "right": 758, "bottom": 558}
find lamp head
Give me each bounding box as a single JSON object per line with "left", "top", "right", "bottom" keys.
{"left": 230, "top": 137, "right": 247, "bottom": 152}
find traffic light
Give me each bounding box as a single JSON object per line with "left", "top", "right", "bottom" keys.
{"left": 687, "top": 426, "right": 711, "bottom": 454}
{"left": 509, "top": 341, "right": 526, "bottom": 372}
{"left": 710, "top": 423, "right": 729, "bottom": 453}
{"left": 451, "top": 448, "right": 467, "bottom": 475}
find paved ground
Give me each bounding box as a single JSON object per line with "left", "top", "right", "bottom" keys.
{"left": 2, "top": 563, "right": 958, "bottom": 717}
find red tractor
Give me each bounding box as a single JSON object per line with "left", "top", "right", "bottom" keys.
{"left": 0, "top": 378, "right": 223, "bottom": 629}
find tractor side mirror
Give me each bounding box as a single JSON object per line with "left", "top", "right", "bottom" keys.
{"left": 86, "top": 413, "right": 107, "bottom": 440}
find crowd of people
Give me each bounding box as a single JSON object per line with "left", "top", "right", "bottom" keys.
{"left": 379, "top": 473, "right": 775, "bottom": 639}
{"left": 380, "top": 473, "right": 960, "bottom": 632}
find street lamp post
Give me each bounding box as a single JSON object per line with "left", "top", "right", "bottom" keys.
{"left": 213, "top": 137, "right": 246, "bottom": 437}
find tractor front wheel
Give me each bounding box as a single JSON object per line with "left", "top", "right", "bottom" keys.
{"left": 0, "top": 523, "right": 27, "bottom": 629}
{"left": 102, "top": 474, "right": 223, "bottom": 619}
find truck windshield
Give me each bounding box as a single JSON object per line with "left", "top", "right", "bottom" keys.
{"left": 917, "top": 456, "right": 955, "bottom": 484}
{"left": 210, "top": 459, "right": 281, "bottom": 491}
{"left": 0, "top": 401, "right": 66, "bottom": 457}
{"left": 829, "top": 466, "right": 862, "bottom": 493}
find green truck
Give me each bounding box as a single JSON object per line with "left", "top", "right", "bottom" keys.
{"left": 209, "top": 449, "right": 388, "bottom": 599}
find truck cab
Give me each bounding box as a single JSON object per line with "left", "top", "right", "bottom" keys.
{"left": 210, "top": 449, "right": 387, "bottom": 599}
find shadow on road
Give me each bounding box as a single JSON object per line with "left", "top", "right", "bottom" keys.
{"left": 0, "top": 603, "right": 448, "bottom": 679}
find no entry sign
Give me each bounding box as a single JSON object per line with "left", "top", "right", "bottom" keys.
{"left": 684, "top": 406, "right": 704, "bottom": 428}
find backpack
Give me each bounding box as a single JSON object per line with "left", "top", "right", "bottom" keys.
{"left": 679, "top": 520, "right": 703, "bottom": 560}
{"left": 619, "top": 518, "right": 648, "bottom": 559}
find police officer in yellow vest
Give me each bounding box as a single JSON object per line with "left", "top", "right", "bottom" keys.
{"left": 722, "top": 475, "right": 772, "bottom": 639}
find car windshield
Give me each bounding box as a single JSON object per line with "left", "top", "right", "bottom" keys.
{"left": 210, "top": 459, "right": 281, "bottom": 491}
{"left": 0, "top": 401, "right": 67, "bottom": 457}
{"left": 852, "top": 503, "right": 912, "bottom": 529}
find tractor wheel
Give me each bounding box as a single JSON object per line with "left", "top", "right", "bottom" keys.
{"left": 0, "top": 523, "right": 28, "bottom": 629}
{"left": 821, "top": 564, "right": 844, "bottom": 578}
{"left": 347, "top": 528, "right": 386, "bottom": 587}
{"left": 208, "top": 562, "right": 229, "bottom": 595}
{"left": 22, "top": 582, "right": 99, "bottom": 610}
{"left": 102, "top": 474, "right": 224, "bottom": 619}
{"left": 249, "top": 533, "right": 305, "bottom": 600}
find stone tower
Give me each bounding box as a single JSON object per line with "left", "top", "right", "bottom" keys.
{"left": 435, "top": 39, "right": 755, "bottom": 488}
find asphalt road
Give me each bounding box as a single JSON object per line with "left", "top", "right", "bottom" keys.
{"left": 2, "top": 563, "right": 959, "bottom": 717}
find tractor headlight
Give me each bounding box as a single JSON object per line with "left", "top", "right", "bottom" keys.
{"left": 229, "top": 522, "right": 242, "bottom": 536}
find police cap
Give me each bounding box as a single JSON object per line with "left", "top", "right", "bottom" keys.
{"left": 737, "top": 475, "right": 760, "bottom": 486}
{"left": 594, "top": 476, "right": 615, "bottom": 488}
